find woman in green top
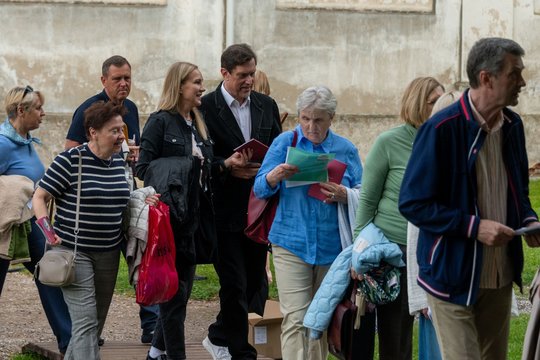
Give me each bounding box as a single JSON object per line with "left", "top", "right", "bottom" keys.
{"left": 353, "top": 77, "right": 444, "bottom": 360}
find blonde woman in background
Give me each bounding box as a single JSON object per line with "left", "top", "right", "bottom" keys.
{"left": 406, "top": 90, "right": 461, "bottom": 360}
{"left": 253, "top": 70, "right": 271, "bottom": 96}
{"left": 0, "top": 86, "right": 71, "bottom": 354}
{"left": 352, "top": 77, "right": 444, "bottom": 360}
{"left": 253, "top": 70, "right": 288, "bottom": 125}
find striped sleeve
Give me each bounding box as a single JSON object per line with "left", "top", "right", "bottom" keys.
{"left": 39, "top": 146, "right": 130, "bottom": 251}
{"left": 38, "top": 150, "right": 76, "bottom": 198}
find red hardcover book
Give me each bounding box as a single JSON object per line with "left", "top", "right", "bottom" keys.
{"left": 234, "top": 139, "right": 269, "bottom": 162}
{"left": 308, "top": 159, "right": 348, "bottom": 201}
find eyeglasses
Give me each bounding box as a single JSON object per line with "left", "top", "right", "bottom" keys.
{"left": 22, "top": 85, "right": 34, "bottom": 98}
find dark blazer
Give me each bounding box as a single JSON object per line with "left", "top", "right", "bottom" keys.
{"left": 200, "top": 84, "right": 282, "bottom": 232}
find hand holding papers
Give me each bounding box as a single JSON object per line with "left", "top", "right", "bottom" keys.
{"left": 284, "top": 147, "right": 335, "bottom": 187}
{"left": 308, "top": 159, "right": 347, "bottom": 201}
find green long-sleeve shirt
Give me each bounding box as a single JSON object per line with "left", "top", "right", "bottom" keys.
{"left": 353, "top": 124, "right": 417, "bottom": 245}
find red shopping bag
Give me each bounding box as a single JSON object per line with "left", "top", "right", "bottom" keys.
{"left": 136, "top": 201, "right": 178, "bottom": 306}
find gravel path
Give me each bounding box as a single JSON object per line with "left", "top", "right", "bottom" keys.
{"left": 0, "top": 270, "right": 534, "bottom": 360}
{"left": 0, "top": 271, "right": 219, "bottom": 360}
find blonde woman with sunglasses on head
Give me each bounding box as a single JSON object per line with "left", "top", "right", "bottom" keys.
{"left": 0, "top": 86, "right": 71, "bottom": 354}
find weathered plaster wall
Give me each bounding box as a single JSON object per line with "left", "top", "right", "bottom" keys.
{"left": 231, "top": 0, "right": 540, "bottom": 162}
{"left": 234, "top": 0, "right": 461, "bottom": 116}
{"left": 1, "top": 0, "right": 540, "bottom": 164}
{"left": 0, "top": 0, "right": 224, "bottom": 114}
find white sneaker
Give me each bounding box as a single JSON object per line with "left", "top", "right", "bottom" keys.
{"left": 202, "top": 336, "right": 232, "bottom": 360}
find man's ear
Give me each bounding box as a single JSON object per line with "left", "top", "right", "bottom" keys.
{"left": 478, "top": 70, "right": 493, "bottom": 88}
{"left": 220, "top": 68, "right": 229, "bottom": 80}
{"left": 100, "top": 75, "right": 107, "bottom": 87}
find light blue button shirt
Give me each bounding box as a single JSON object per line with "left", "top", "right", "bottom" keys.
{"left": 254, "top": 125, "right": 363, "bottom": 265}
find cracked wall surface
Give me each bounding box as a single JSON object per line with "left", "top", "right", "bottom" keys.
{"left": 1, "top": 0, "right": 540, "bottom": 163}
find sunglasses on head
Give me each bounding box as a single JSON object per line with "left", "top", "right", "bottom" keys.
{"left": 23, "top": 85, "right": 34, "bottom": 98}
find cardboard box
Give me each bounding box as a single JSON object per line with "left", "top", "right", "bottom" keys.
{"left": 248, "top": 300, "right": 283, "bottom": 359}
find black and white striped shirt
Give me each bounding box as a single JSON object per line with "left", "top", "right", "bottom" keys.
{"left": 38, "top": 144, "right": 130, "bottom": 251}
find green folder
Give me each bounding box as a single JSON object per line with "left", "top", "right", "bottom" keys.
{"left": 285, "top": 147, "right": 335, "bottom": 187}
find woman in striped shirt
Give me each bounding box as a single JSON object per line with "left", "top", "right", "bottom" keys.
{"left": 33, "top": 101, "right": 158, "bottom": 360}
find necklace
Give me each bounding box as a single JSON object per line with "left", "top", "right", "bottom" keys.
{"left": 98, "top": 157, "right": 113, "bottom": 168}
{"left": 88, "top": 142, "right": 113, "bottom": 167}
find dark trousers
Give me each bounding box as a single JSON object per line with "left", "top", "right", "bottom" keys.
{"left": 208, "top": 231, "right": 268, "bottom": 360}
{"left": 248, "top": 247, "right": 270, "bottom": 314}
{"left": 351, "top": 309, "right": 376, "bottom": 359}
{"left": 248, "top": 273, "right": 268, "bottom": 314}
{"left": 376, "top": 257, "right": 414, "bottom": 360}
{"left": 139, "top": 303, "right": 159, "bottom": 334}
{"left": 0, "top": 219, "right": 72, "bottom": 353}
{"left": 152, "top": 260, "right": 196, "bottom": 360}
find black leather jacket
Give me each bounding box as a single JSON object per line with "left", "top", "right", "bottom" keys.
{"left": 137, "top": 110, "right": 216, "bottom": 264}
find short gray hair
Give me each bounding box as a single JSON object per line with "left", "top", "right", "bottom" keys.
{"left": 296, "top": 86, "right": 337, "bottom": 116}
{"left": 466, "top": 37, "right": 525, "bottom": 88}
{"left": 102, "top": 55, "right": 131, "bottom": 77}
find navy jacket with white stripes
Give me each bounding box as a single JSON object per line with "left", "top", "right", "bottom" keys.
{"left": 399, "top": 89, "right": 538, "bottom": 306}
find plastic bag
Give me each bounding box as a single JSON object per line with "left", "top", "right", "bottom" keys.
{"left": 136, "top": 201, "right": 178, "bottom": 306}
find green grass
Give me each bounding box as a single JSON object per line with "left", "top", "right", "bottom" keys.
{"left": 10, "top": 354, "right": 46, "bottom": 360}
{"left": 523, "top": 179, "right": 540, "bottom": 286}
{"left": 189, "top": 264, "right": 221, "bottom": 300}
{"left": 112, "top": 254, "right": 279, "bottom": 301}
{"left": 509, "top": 314, "right": 530, "bottom": 358}
{"left": 14, "top": 180, "right": 540, "bottom": 359}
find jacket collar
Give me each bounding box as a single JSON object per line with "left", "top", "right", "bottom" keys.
{"left": 294, "top": 124, "right": 335, "bottom": 152}
{"left": 0, "top": 118, "right": 41, "bottom": 145}
{"left": 211, "top": 82, "right": 265, "bottom": 144}
{"left": 460, "top": 89, "right": 522, "bottom": 134}
{"left": 220, "top": 84, "right": 251, "bottom": 108}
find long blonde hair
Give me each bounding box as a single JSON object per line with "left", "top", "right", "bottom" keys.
{"left": 253, "top": 70, "right": 270, "bottom": 95}
{"left": 400, "top": 77, "right": 443, "bottom": 128}
{"left": 158, "top": 62, "right": 208, "bottom": 140}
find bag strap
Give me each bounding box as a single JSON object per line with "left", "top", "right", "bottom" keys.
{"left": 291, "top": 129, "right": 298, "bottom": 147}
{"left": 72, "top": 147, "right": 83, "bottom": 256}
{"left": 41, "top": 147, "right": 83, "bottom": 256}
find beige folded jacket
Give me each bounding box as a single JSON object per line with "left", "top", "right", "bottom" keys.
{"left": 0, "top": 175, "right": 35, "bottom": 260}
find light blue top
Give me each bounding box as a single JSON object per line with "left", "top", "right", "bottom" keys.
{"left": 254, "top": 125, "right": 363, "bottom": 265}
{"left": 0, "top": 120, "right": 44, "bottom": 183}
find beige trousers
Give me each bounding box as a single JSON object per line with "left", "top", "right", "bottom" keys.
{"left": 427, "top": 284, "right": 512, "bottom": 360}
{"left": 272, "top": 245, "right": 330, "bottom": 360}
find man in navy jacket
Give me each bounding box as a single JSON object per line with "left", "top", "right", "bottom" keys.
{"left": 400, "top": 37, "right": 540, "bottom": 360}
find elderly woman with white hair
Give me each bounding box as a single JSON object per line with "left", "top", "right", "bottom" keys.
{"left": 254, "top": 86, "right": 363, "bottom": 360}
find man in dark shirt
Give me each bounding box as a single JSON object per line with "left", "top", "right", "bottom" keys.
{"left": 200, "top": 43, "right": 282, "bottom": 360}
{"left": 65, "top": 55, "right": 140, "bottom": 149}
{"left": 64, "top": 55, "right": 158, "bottom": 344}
